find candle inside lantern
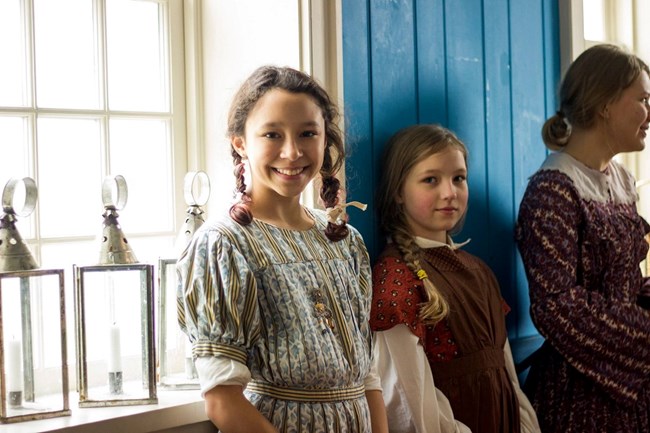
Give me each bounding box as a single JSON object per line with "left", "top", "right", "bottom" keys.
{"left": 6, "top": 338, "right": 23, "bottom": 407}
{"left": 108, "top": 324, "right": 122, "bottom": 373}
{"left": 107, "top": 324, "right": 123, "bottom": 394}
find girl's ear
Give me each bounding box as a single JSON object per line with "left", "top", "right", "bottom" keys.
{"left": 232, "top": 136, "right": 247, "bottom": 158}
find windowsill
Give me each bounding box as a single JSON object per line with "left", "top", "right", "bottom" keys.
{"left": 5, "top": 389, "right": 210, "bottom": 433}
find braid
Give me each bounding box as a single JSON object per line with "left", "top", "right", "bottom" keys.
{"left": 320, "top": 149, "right": 348, "bottom": 242}
{"left": 392, "top": 229, "right": 449, "bottom": 325}
{"left": 229, "top": 152, "right": 253, "bottom": 225}
{"left": 321, "top": 177, "right": 348, "bottom": 241}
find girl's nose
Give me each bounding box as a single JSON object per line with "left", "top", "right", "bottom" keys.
{"left": 443, "top": 180, "right": 458, "bottom": 199}
{"left": 281, "top": 138, "right": 303, "bottom": 160}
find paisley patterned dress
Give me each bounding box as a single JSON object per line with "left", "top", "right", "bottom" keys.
{"left": 176, "top": 208, "right": 374, "bottom": 433}
{"left": 516, "top": 151, "right": 650, "bottom": 433}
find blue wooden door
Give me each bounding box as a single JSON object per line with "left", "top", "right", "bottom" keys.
{"left": 342, "top": 0, "right": 560, "bottom": 348}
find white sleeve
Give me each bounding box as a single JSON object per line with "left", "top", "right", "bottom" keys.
{"left": 503, "top": 339, "right": 541, "bottom": 433}
{"left": 194, "top": 356, "right": 252, "bottom": 398}
{"left": 376, "top": 325, "right": 471, "bottom": 433}
{"left": 364, "top": 333, "right": 383, "bottom": 391}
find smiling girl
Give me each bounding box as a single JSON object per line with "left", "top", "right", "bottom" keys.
{"left": 177, "top": 66, "right": 388, "bottom": 433}
{"left": 370, "top": 124, "right": 539, "bottom": 433}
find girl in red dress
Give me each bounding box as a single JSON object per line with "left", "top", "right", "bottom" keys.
{"left": 371, "top": 124, "right": 540, "bottom": 433}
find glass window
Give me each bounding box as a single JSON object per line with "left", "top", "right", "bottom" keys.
{"left": 0, "top": 0, "right": 185, "bottom": 393}
{"left": 0, "top": 0, "right": 182, "bottom": 267}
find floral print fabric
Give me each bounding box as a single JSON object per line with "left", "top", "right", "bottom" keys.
{"left": 177, "top": 208, "right": 373, "bottom": 433}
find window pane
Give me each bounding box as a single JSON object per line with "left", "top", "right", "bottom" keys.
{"left": 0, "top": 116, "right": 31, "bottom": 180}
{"left": 583, "top": 0, "right": 606, "bottom": 42}
{"left": 0, "top": 0, "right": 29, "bottom": 107}
{"left": 41, "top": 240, "right": 96, "bottom": 269}
{"left": 130, "top": 236, "right": 175, "bottom": 266}
{"left": 109, "top": 118, "right": 173, "bottom": 234}
{"left": 0, "top": 115, "right": 36, "bottom": 239}
{"left": 37, "top": 117, "right": 102, "bottom": 238}
{"left": 107, "top": 0, "right": 169, "bottom": 112}
{"left": 34, "top": 0, "right": 101, "bottom": 109}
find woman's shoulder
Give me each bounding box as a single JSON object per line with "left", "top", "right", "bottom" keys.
{"left": 185, "top": 212, "right": 261, "bottom": 256}
{"left": 531, "top": 151, "right": 637, "bottom": 204}
{"left": 195, "top": 212, "right": 247, "bottom": 238}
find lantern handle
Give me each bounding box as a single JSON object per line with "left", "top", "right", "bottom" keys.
{"left": 183, "top": 171, "right": 210, "bottom": 206}
{"left": 102, "top": 175, "right": 128, "bottom": 210}
{"left": 2, "top": 177, "right": 38, "bottom": 217}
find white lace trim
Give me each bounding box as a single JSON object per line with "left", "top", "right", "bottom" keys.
{"left": 538, "top": 152, "right": 638, "bottom": 204}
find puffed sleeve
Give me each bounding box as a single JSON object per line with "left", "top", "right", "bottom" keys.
{"left": 370, "top": 255, "right": 426, "bottom": 340}
{"left": 176, "top": 225, "right": 261, "bottom": 367}
{"left": 515, "top": 171, "right": 650, "bottom": 405}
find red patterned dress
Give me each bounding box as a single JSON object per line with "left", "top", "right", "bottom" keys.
{"left": 516, "top": 152, "right": 650, "bottom": 433}
{"left": 371, "top": 242, "right": 521, "bottom": 433}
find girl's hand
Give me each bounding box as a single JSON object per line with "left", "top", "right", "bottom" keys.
{"left": 204, "top": 385, "right": 278, "bottom": 433}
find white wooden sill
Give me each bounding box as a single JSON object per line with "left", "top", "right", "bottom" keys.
{"left": 4, "top": 390, "right": 215, "bottom": 433}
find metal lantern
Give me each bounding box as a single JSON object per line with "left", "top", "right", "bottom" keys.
{"left": 157, "top": 171, "right": 210, "bottom": 389}
{"left": 0, "top": 177, "right": 70, "bottom": 423}
{"left": 73, "top": 175, "right": 157, "bottom": 407}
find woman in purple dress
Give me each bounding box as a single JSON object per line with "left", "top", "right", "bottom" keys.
{"left": 516, "top": 43, "right": 650, "bottom": 433}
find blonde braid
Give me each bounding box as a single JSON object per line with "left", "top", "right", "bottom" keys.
{"left": 392, "top": 229, "right": 449, "bottom": 325}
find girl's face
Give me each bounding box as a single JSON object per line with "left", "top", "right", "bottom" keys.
{"left": 232, "top": 89, "right": 326, "bottom": 203}
{"left": 605, "top": 70, "right": 650, "bottom": 154}
{"left": 397, "top": 147, "right": 468, "bottom": 243}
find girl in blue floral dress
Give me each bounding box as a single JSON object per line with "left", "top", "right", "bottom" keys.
{"left": 177, "top": 66, "right": 388, "bottom": 433}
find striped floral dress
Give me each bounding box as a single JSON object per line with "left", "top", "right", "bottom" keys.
{"left": 177, "top": 208, "right": 374, "bottom": 433}
{"left": 516, "top": 151, "right": 650, "bottom": 433}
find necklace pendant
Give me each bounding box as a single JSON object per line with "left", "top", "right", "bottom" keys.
{"left": 312, "top": 289, "right": 335, "bottom": 333}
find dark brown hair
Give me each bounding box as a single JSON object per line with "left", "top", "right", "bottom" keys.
{"left": 227, "top": 65, "right": 348, "bottom": 241}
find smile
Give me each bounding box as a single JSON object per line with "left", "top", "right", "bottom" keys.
{"left": 274, "top": 167, "right": 304, "bottom": 176}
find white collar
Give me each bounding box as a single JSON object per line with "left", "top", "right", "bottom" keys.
{"left": 413, "top": 235, "right": 471, "bottom": 250}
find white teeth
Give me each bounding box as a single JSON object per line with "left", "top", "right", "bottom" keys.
{"left": 276, "top": 167, "right": 303, "bottom": 176}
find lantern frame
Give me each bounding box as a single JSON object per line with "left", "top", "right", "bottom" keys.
{"left": 156, "top": 258, "right": 199, "bottom": 390}
{"left": 73, "top": 263, "right": 157, "bottom": 407}
{"left": 0, "top": 268, "right": 70, "bottom": 423}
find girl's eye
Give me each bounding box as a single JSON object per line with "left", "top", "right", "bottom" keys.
{"left": 642, "top": 97, "right": 649, "bottom": 105}
{"left": 453, "top": 175, "right": 467, "bottom": 183}
{"left": 423, "top": 177, "right": 438, "bottom": 184}
{"left": 300, "top": 131, "right": 318, "bottom": 138}
{"left": 263, "top": 132, "right": 281, "bottom": 139}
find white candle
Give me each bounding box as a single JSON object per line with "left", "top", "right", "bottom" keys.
{"left": 107, "top": 324, "right": 122, "bottom": 373}
{"left": 6, "top": 339, "right": 23, "bottom": 393}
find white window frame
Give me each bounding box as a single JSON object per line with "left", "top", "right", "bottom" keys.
{"left": 0, "top": 0, "right": 188, "bottom": 392}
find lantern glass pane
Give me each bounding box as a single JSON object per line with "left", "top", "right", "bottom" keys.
{"left": 0, "top": 271, "right": 67, "bottom": 420}
{"left": 157, "top": 259, "right": 198, "bottom": 388}
{"left": 79, "top": 267, "right": 153, "bottom": 401}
